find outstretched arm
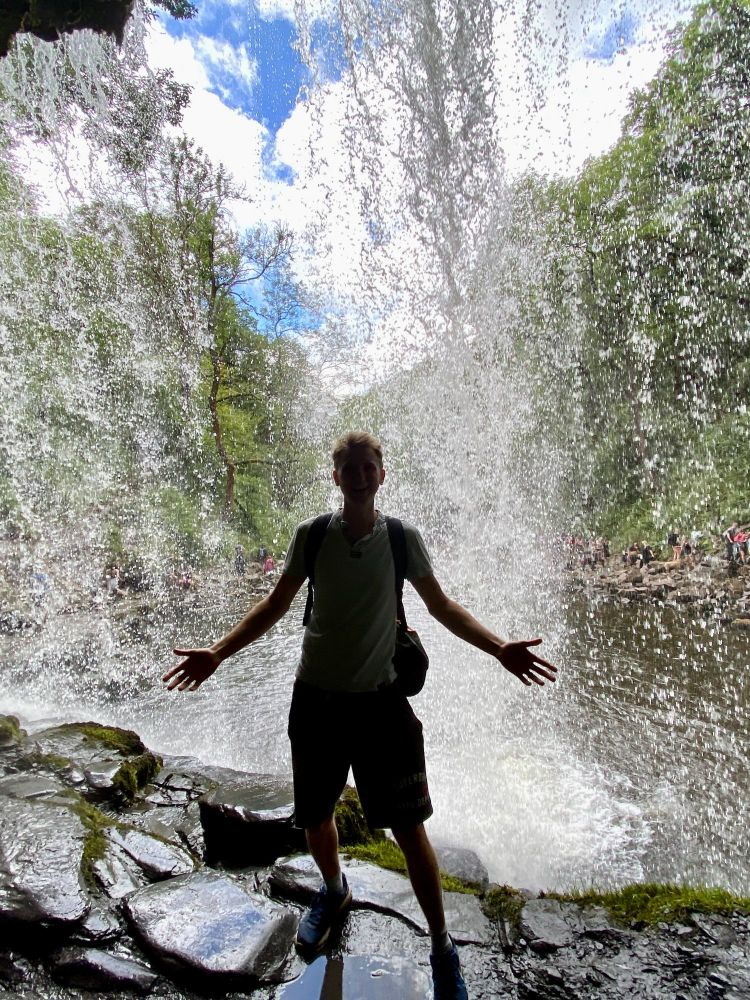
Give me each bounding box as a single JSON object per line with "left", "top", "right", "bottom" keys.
{"left": 163, "top": 573, "right": 305, "bottom": 691}
{"left": 411, "top": 574, "right": 557, "bottom": 687}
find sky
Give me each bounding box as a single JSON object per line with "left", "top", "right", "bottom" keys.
{"left": 139, "top": 0, "right": 700, "bottom": 375}
{"left": 146, "top": 0, "right": 698, "bottom": 198}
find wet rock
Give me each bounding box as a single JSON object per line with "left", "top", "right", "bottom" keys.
{"left": 520, "top": 898, "right": 582, "bottom": 952}
{"left": 0, "top": 714, "right": 26, "bottom": 749}
{"left": 199, "top": 776, "right": 304, "bottom": 866}
{"left": 107, "top": 827, "right": 195, "bottom": 881}
{"left": 0, "top": 773, "right": 67, "bottom": 800}
{"left": 72, "top": 902, "right": 123, "bottom": 944}
{"left": 434, "top": 845, "right": 489, "bottom": 889}
{"left": 28, "top": 722, "right": 161, "bottom": 803}
{"left": 124, "top": 869, "right": 298, "bottom": 984}
{"left": 269, "top": 854, "right": 493, "bottom": 945}
{"left": 91, "top": 838, "right": 151, "bottom": 901}
{"left": 0, "top": 796, "right": 90, "bottom": 928}
{"left": 276, "top": 954, "right": 432, "bottom": 999}
{"left": 49, "top": 946, "right": 158, "bottom": 993}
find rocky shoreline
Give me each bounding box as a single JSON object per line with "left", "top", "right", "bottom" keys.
{"left": 569, "top": 552, "right": 750, "bottom": 627}
{"left": 1, "top": 713, "right": 748, "bottom": 999}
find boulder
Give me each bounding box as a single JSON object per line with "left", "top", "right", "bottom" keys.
{"left": 124, "top": 870, "right": 298, "bottom": 984}
{"left": 434, "top": 845, "right": 489, "bottom": 889}
{"left": 0, "top": 795, "right": 91, "bottom": 928}
{"left": 0, "top": 714, "right": 26, "bottom": 749}
{"left": 28, "top": 722, "right": 161, "bottom": 803}
{"left": 199, "top": 775, "right": 303, "bottom": 866}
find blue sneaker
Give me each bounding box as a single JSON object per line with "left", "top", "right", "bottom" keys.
{"left": 295, "top": 875, "right": 352, "bottom": 951}
{"left": 430, "top": 939, "right": 468, "bottom": 1000}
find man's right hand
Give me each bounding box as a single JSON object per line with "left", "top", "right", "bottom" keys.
{"left": 163, "top": 648, "right": 221, "bottom": 692}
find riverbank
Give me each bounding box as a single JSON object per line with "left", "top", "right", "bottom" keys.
{"left": 569, "top": 551, "right": 750, "bottom": 627}
{"left": 0, "top": 713, "right": 748, "bottom": 1000}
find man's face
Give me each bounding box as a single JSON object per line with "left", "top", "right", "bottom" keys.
{"left": 333, "top": 445, "right": 385, "bottom": 505}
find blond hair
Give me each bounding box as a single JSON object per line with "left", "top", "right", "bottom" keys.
{"left": 331, "top": 431, "right": 383, "bottom": 469}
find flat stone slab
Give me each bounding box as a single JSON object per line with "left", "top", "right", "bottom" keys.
{"left": 270, "top": 855, "right": 493, "bottom": 946}
{"left": 520, "top": 898, "right": 583, "bottom": 952}
{"left": 108, "top": 827, "right": 195, "bottom": 880}
{"left": 0, "top": 795, "right": 91, "bottom": 927}
{"left": 50, "top": 947, "right": 158, "bottom": 994}
{"left": 276, "top": 954, "right": 431, "bottom": 999}
{"left": 124, "top": 869, "right": 298, "bottom": 983}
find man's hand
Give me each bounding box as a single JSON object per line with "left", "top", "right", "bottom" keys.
{"left": 163, "top": 648, "right": 221, "bottom": 692}
{"left": 496, "top": 638, "right": 557, "bottom": 687}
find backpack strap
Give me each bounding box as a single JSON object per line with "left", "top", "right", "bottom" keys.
{"left": 302, "top": 512, "right": 334, "bottom": 626}
{"left": 385, "top": 516, "right": 408, "bottom": 626}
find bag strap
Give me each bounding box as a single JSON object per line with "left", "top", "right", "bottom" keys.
{"left": 302, "top": 512, "right": 334, "bottom": 625}
{"left": 302, "top": 512, "right": 409, "bottom": 627}
{"left": 385, "top": 516, "right": 408, "bottom": 627}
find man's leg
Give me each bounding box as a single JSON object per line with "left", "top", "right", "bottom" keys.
{"left": 392, "top": 823, "right": 468, "bottom": 999}
{"left": 305, "top": 814, "right": 341, "bottom": 882}
{"left": 391, "top": 822, "right": 445, "bottom": 935}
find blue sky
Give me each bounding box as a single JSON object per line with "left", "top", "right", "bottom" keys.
{"left": 160, "top": 1, "right": 345, "bottom": 135}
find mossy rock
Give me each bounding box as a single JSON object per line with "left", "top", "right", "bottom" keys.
{"left": 0, "top": 714, "right": 26, "bottom": 749}
{"left": 111, "top": 752, "right": 162, "bottom": 801}
{"left": 31, "top": 721, "right": 161, "bottom": 803}
{"left": 334, "top": 785, "right": 385, "bottom": 847}
{"left": 482, "top": 885, "right": 528, "bottom": 927}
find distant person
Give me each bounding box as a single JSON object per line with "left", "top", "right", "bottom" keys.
{"left": 164, "top": 430, "right": 557, "bottom": 1000}
{"left": 234, "top": 545, "right": 247, "bottom": 576}
{"left": 639, "top": 543, "right": 654, "bottom": 568}
{"left": 105, "top": 565, "right": 124, "bottom": 598}
{"left": 178, "top": 566, "right": 193, "bottom": 590}
{"left": 263, "top": 555, "right": 276, "bottom": 575}
{"left": 733, "top": 528, "right": 748, "bottom": 565}
{"left": 722, "top": 523, "right": 738, "bottom": 562}
{"left": 681, "top": 536, "right": 695, "bottom": 568}
{"left": 258, "top": 545, "right": 268, "bottom": 565}
{"left": 667, "top": 531, "right": 681, "bottom": 561}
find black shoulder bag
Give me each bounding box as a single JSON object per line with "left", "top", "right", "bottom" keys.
{"left": 301, "top": 512, "right": 429, "bottom": 696}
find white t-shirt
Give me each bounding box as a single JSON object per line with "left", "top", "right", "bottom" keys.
{"left": 283, "top": 510, "right": 433, "bottom": 692}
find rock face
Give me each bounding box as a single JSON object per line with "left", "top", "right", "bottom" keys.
{"left": 0, "top": 1, "right": 135, "bottom": 57}
{"left": 0, "top": 710, "right": 748, "bottom": 1000}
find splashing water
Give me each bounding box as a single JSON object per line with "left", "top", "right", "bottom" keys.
{"left": 1, "top": 0, "right": 748, "bottom": 894}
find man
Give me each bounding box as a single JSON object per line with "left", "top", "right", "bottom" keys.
{"left": 163, "top": 431, "right": 557, "bottom": 1000}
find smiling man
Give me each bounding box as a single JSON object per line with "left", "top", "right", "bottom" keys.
{"left": 164, "top": 430, "right": 557, "bottom": 1000}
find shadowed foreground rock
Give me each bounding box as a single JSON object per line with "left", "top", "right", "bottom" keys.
{"left": 0, "top": 711, "right": 748, "bottom": 999}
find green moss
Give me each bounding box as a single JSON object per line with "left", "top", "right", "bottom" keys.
{"left": 27, "top": 751, "right": 72, "bottom": 771}
{"left": 334, "top": 786, "right": 386, "bottom": 847}
{"left": 111, "top": 751, "right": 162, "bottom": 801}
{"left": 55, "top": 722, "right": 147, "bottom": 756}
{"left": 548, "top": 883, "right": 750, "bottom": 925}
{"left": 482, "top": 885, "right": 528, "bottom": 926}
{"left": 342, "top": 840, "right": 475, "bottom": 895}
{"left": 0, "top": 714, "right": 26, "bottom": 746}
{"left": 65, "top": 794, "right": 113, "bottom": 882}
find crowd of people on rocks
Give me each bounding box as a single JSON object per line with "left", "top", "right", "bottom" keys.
{"left": 566, "top": 519, "right": 749, "bottom": 572}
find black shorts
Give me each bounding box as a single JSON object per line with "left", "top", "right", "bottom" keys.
{"left": 287, "top": 679, "right": 433, "bottom": 831}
